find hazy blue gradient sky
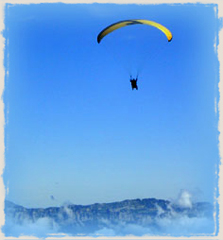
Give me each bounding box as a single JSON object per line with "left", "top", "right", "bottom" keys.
{"left": 3, "top": 3, "right": 220, "bottom": 208}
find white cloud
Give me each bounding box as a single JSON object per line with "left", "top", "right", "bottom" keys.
{"left": 176, "top": 189, "right": 193, "bottom": 208}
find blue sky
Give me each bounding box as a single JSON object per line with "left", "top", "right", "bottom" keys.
{"left": 3, "top": 3, "right": 220, "bottom": 208}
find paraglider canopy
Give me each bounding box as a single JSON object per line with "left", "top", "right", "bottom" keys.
{"left": 97, "top": 19, "right": 173, "bottom": 82}
{"left": 97, "top": 19, "right": 173, "bottom": 43}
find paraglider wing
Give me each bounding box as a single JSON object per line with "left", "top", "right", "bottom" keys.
{"left": 97, "top": 19, "right": 173, "bottom": 43}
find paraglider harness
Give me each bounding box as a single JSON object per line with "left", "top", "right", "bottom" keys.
{"left": 130, "top": 75, "right": 138, "bottom": 90}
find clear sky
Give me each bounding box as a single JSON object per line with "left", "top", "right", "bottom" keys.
{"left": 3, "top": 3, "right": 220, "bottom": 208}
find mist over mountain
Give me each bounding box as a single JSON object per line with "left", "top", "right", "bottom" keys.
{"left": 3, "top": 195, "right": 215, "bottom": 238}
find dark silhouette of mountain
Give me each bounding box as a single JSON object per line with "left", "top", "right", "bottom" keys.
{"left": 4, "top": 198, "right": 214, "bottom": 236}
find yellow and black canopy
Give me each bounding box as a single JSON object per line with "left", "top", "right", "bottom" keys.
{"left": 97, "top": 19, "right": 173, "bottom": 43}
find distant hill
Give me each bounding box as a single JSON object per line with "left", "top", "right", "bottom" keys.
{"left": 4, "top": 198, "right": 214, "bottom": 237}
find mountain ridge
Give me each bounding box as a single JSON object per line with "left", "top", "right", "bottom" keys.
{"left": 4, "top": 197, "right": 214, "bottom": 236}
